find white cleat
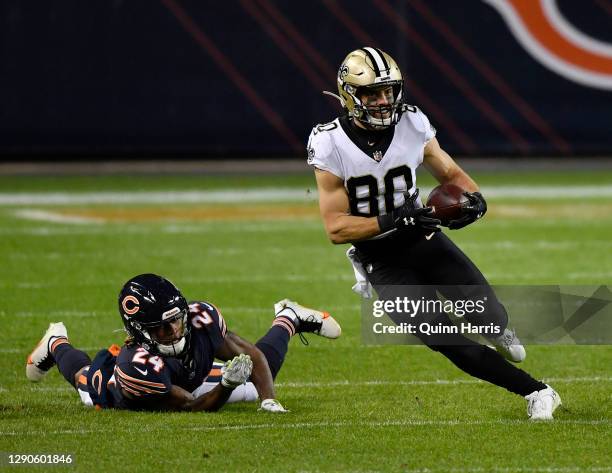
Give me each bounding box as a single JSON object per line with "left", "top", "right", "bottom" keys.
{"left": 525, "top": 384, "right": 561, "bottom": 420}
{"left": 26, "top": 322, "right": 68, "bottom": 382}
{"left": 274, "top": 299, "right": 341, "bottom": 339}
{"left": 491, "top": 328, "right": 526, "bottom": 363}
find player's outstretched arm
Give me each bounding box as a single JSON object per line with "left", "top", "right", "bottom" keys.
{"left": 215, "top": 332, "right": 276, "bottom": 402}
{"left": 423, "top": 137, "right": 479, "bottom": 192}
{"left": 139, "top": 353, "right": 253, "bottom": 412}
{"left": 134, "top": 383, "right": 235, "bottom": 412}
{"left": 315, "top": 168, "right": 381, "bottom": 244}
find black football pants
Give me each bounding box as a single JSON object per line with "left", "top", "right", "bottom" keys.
{"left": 355, "top": 231, "right": 546, "bottom": 396}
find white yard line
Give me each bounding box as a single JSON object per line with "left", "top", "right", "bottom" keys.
{"left": 462, "top": 240, "right": 612, "bottom": 250}
{"left": 14, "top": 310, "right": 107, "bottom": 318}
{"left": 275, "top": 376, "right": 612, "bottom": 388}
{"left": 9, "top": 303, "right": 358, "bottom": 317}
{"left": 13, "top": 376, "right": 612, "bottom": 392}
{"left": 1, "top": 304, "right": 360, "bottom": 319}
{"left": 12, "top": 209, "right": 104, "bottom": 224}
{"left": 0, "top": 222, "right": 323, "bottom": 234}
{"left": 0, "top": 188, "right": 314, "bottom": 205}
{"left": 0, "top": 185, "right": 611, "bottom": 206}
{"left": 3, "top": 274, "right": 354, "bottom": 291}
{"left": 567, "top": 271, "right": 612, "bottom": 279}
{"left": 483, "top": 272, "right": 612, "bottom": 282}
{"left": 483, "top": 186, "right": 612, "bottom": 198}
{"left": 23, "top": 310, "right": 109, "bottom": 317}
{"left": 5, "top": 241, "right": 610, "bottom": 258}
{"left": 0, "top": 418, "right": 609, "bottom": 437}
{"left": 0, "top": 347, "right": 102, "bottom": 354}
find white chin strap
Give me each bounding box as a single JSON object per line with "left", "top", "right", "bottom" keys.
{"left": 157, "top": 337, "right": 187, "bottom": 356}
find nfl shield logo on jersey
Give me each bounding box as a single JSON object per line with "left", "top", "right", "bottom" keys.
{"left": 372, "top": 150, "right": 383, "bottom": 162}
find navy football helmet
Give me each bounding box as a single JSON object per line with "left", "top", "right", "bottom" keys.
{"left": 118, "top": 273, "right": 190, "bottom": 357}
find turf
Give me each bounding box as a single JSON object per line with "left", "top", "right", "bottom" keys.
{"left": 0, "top": 169, "right": 610, "bottom": 473}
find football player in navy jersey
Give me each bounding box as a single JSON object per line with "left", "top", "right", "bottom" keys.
{"left": 308, "top": 47, "right": 560, "bottom": 420}
{"left": 26, "top": 273, "right": 341, "bottom": 413}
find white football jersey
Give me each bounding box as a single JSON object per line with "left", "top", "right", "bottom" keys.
{"left": 307, "top": 106, "right": 435, "bottom": 217}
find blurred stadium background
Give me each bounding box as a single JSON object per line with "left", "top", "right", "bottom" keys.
{"left": 0, "top": 2, "right": 610, "bottom": 472}
{"left": 1, "top": 0, "right": 611, "bottom": 158}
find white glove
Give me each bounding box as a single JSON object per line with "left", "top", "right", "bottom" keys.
{"left": 259, "top": 398, "right": 289, "bottom": 413}
{"left": 221, "top": 354, "right": 253, "bottom": 389}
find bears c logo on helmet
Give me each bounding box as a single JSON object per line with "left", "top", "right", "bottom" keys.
{"left": 121, "top": 295, "right": 140, "bottom": 315}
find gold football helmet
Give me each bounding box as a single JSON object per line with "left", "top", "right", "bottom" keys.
{"left": 334, "top": 47, "right": 404, "bottom": 129}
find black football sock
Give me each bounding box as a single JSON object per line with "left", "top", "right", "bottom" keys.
{"left": 255, "top": 323, "right": 292, "bottom": 380}
{"left": 53, "top": 342, "right": 92, "bottom": 388}
{"left": 434, "top": 344, "right": 547, "bottom": 396}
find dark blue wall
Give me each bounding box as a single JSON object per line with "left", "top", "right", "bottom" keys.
{"left": 1, "top": 0, "right": 611, "bottom": 157}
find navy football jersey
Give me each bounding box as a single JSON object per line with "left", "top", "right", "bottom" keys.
{"left": 110, "top": 300, "right": 228, "bottom": 410}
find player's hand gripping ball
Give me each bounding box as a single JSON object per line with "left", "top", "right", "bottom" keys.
{"left": 426, "top": 184, "right": 487, "bottom": 229}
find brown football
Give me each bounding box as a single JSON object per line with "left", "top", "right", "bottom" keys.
{"left": 426, "top": 183, "right": 469, "bottom": 226}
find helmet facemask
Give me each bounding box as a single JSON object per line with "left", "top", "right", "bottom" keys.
{"left": 128, "top": 308, "right": 190, "bottom": 357}
{"left": 350, "top": 81, "right": 404, "bottom": 130}
{"left": 143, "top": 308, "right": 189, "bottom": 356}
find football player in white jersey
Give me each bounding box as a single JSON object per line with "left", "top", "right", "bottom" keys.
{"left": 308, "top": 47, "right": 560, "bottom": 420}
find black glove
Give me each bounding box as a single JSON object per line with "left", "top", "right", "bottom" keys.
{"left": 377, "top": 189, "right": 441, "bottom": 234}
{"left": 448, "top": 191, "right": 487, "bottom": 230}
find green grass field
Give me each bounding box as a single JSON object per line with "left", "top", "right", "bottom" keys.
{"left": 0, "top": 168, "right": 610, "bottom": 472}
